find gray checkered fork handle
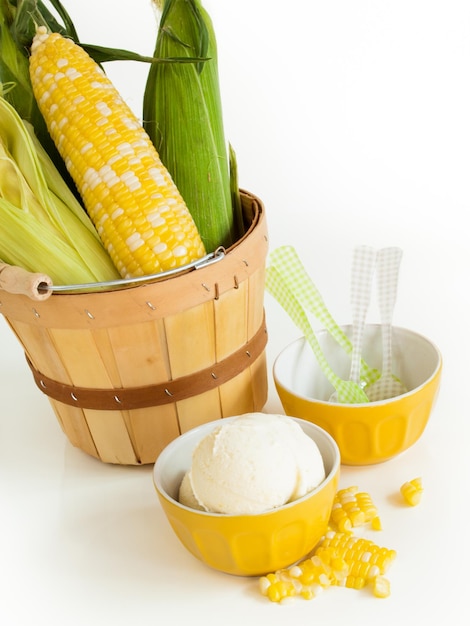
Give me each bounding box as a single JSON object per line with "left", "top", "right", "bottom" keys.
{"left": 348, "top": 245, "right": 377, "bottom": 384}
{"left": 365, "top": 247, "right": 408, "bottom": 401}
{"left": 328, "top": 245, "right": 376, "bottom": 402}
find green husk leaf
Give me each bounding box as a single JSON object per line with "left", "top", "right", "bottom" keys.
{"left": 0, "top": 93, "right": 119, "bottom": 285}
{"left": 143, "top": 0, "right": 239, "bottom": 253}
{"left": 0, "top": 0, "right": 79, "bottom": 193}
{"left": 229, "top": 143, "right": 244, "bottom": 239}
{"left": 79, "top": 43, "right": 207, "bottom": 66}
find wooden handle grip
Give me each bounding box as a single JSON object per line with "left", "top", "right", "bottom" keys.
{"left": 0, "top": 264, "right": 53, "bottom": 301}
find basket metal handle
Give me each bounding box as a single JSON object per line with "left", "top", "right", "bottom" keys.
{"left": 0, "top": 248, "right": 226, "bottom": 299}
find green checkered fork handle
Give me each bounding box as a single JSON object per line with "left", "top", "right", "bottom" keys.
{"left": 269, "top": 245, "right": 380, "bottom": 386}
{"left": 266, "top": 266, "right": 369, "bottom": 404}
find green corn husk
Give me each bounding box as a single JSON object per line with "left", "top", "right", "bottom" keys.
{"left": 0, "top": 0, "right": 76, "bottom": 190}
{"left": 229, "top": 142, "right": 245, "bottom": 240}
{"left": 0, "top": 90, "right": 120, "bottom": 285}
{"left": 143, "top": 0, "right": 241, "bottom": 253}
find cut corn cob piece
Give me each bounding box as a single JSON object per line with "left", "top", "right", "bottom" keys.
{"left": 330, "top": 486, "right": 380, "bottom": 531}
{"left": 259, "top": 531, "right": 396, "bottom": 603}
{"left": 29, "top": 26, "right": 206, "bottom": 279}
{"left": 400, "top": 477, "right": 423, "bottom": 506}
{"left": 143, "top": 0, "right": 239, "bottom": 253}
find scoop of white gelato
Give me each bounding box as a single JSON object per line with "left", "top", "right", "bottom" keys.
{"left": 178, "top": 413, "right": 325, "bottom": 515}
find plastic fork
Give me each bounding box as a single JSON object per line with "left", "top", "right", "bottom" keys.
{"left": 365, "top": 247, "right": 408, "bottom": 401}
{"left": 329, "top": 245, "right": 376, "bottom": 401}
{"left": 269, "top": 245, "right": 380, "bottom": 387}
{"left": 266, "top": 266, "right": 369, "bottom": 404}
{"left": 348, "top": 245, "right": 377, "bottom": 385}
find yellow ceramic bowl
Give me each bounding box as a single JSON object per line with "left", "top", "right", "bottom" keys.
{"left": 153, "top": 416, "right": 340, "bottom": 577}
{"left": 274, "top": 325, "right": 442, "bottom": 465}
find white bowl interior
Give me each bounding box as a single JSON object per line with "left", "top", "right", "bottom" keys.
{"left": 154, "top": 416, "right": 340, "bottom": 507}
{"left": 274, "top": 325, "right": 441, "bottom": 403}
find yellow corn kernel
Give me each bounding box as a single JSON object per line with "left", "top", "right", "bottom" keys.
{"left": 345, "top": 575, "right": 367, "bottom": 590}
{"left": 400, "top": 477, "right": 423, "bottom": 506}
{"left": 373, "top": 575, "right": 391, "bottom": 598}
{"left": 300, "top": 587, "right": 316, "bottom": 600}
{"left": 29, "top": 27, "right": 206, "bottom": 279}
{"left": 371, "top": 515, "right": 383, "bottom": 531}
{"left": 330, "top": 505, "right": 353, "bottom": 533}
{"left": 355, "top": 491, "right": 379, "bottom": 522}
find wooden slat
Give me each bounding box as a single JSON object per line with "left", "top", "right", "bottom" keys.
{"left": 164, "top": 301, "right": 221, "bottom": 432}
{"left": 129, "top": 405, "right": 181, "bottom": 464}
{"left": 82, "top": 408, "right": 138, "bottom": 464}
{"left": 7, "top": 320, "right": 71, "bottom": 384}
{"left": 214, "top": 282, "right": 252, "bottom": 416}
{"left": 49, "top": 400, "right": 99, "bottom": 460}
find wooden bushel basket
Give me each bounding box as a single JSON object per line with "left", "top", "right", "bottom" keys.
{"left": 0, "top": 190, "right": 268, "bottom": 464}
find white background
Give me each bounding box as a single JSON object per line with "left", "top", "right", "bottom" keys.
{"left": 1, "top": 1, "right": 469, "bottom": 624}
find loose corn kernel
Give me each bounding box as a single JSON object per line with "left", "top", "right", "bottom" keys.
{"left": 400, "top": 477, "right": 423, "bottom": 506}
{"left": 330, "top": 505, "right": 353, "bottom": 532}
{"left": 373, "top": 575, "right": 391, "bottom": 598}
{"left": 371, "top": 515, "right": 383, "bottom": 530}
{"left": 267, "top": 579, "right": 297, "bottom": 603}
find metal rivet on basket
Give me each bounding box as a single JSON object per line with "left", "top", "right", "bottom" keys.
{"left": 246, "top": 350, "right": 251, "bottom": 358}
{"left": 164, "top": 388, "right": 173, "bottom": 397}
{"left": 32, "top": 308, "right": 40, "bottom": 318}
{"left": 146, "top": 301, "right": 157, "bottom": 311}
{"left": 201, "top": 283, "right": 210, "bottom": 292}
{"left": 211, "top": 372, "right": 218, "bottom": 379}
{"left": 114, "top": 395, "right": 122, "bottom": 404}
{"left": 85, "top": 309, "right": 95, "bottom": 320}
{"left": 71, "top": 392, "right": 78, "bottom": 401}
{"left": 233, "top": 275, "right": 239, "bottom": 289}
{"left": 40, "top": 379, "right": 47, "bottom": 389}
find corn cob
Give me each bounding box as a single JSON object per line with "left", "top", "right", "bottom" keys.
{"left": 29, "top": 26, "right": 206, "bottom": 279}
{"left": 143, "top": 0, "right": 239, "bottom": 253}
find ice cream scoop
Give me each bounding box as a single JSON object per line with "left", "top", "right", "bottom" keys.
{"left": 179, "top": 413, "right": 325, "bottom": 515}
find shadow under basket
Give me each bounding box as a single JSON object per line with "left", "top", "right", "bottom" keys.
{"left": 0, "top": 190, "right": 269, "bottom": 465}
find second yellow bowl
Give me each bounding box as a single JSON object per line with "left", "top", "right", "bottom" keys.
{"left": 274, "top": 325, "right": 442, "bottom": 465}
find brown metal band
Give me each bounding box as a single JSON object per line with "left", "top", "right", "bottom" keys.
{"left": 25, "top": 316, "right": 268, "bottom": 411}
